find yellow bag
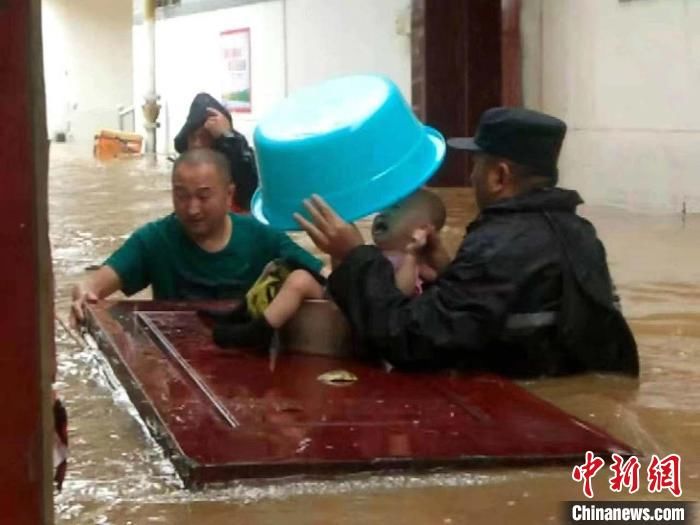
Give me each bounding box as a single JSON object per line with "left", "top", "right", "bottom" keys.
{"left": 245, "top": 259, "right": 293, "bottom": 318}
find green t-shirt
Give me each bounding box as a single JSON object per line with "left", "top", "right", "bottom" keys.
{"left": 104, "top": 213, "right": 323, "bottom": 300}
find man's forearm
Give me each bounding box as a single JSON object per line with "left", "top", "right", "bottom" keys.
{"left": 81, "top": 265, "right": 122, "bottom": 299}
{"left": 70, "top": 265, "right": 123, "bottom": 325}
{"left": 328, "top": 244, "right": 513, "bottom": 371}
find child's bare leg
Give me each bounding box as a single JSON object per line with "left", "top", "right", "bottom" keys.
{"left": 263, "top": 270, "right": 324, "bottom": 328}
{"left": 213, "top": 270, "right": 324, "bottom": 349}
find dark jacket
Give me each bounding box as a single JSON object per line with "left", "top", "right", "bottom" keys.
{"left": 328, "top": 187, "right": 639, "bottom": 378}
{"left": 174, "top": 93, "right": 258, "bottom": 210}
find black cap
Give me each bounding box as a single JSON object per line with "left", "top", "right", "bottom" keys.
{"left": 174, "top": 93, "right": 232, "bottom": 154}
{"left": 447, "top": 107, "right": 566, "bottom": 178}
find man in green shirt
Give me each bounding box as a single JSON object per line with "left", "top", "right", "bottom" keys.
{"left": 70, "top": 148, "right": 322, "bottom": 325}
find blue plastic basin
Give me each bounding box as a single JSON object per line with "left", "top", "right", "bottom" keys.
{"left": 251, "top": 75, "right": 446, "bottom": 230}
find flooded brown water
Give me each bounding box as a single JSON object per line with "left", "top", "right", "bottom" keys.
{"left": 51, "top": 145, "right": 699, "bottom": 524}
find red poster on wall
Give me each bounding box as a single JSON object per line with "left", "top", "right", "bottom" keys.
{"left": 220, "top": 28, "right": 252, "bottom": 113}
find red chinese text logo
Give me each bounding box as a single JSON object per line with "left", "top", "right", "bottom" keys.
{"left": 609, "top": 453, "right": 641, "bottom": 494}
{"left": 572, "top": 451, "right": 606, "bottom": 498}
{"left": 572, "top": 452, "right": 682, "bottom": 498}
{"left": 647, "top": 453, "right": 682, "bottom": 497}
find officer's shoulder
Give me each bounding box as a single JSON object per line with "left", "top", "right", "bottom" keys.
{"left": 459, "top": 213, "right": 538, "bottom": 260}
{"left": 468, "top": 212, "right": 534, "bottom": 237}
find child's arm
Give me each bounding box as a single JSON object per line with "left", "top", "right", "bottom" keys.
{"left": 394, "top": 252, "right": 420, "bottom": 296}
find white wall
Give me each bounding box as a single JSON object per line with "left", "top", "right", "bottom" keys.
{"left": 42, "top": 0, "right": 134, "bottom": 143}
{"left": 521, "top": 0, "right": 700, "bottom": 213}
{"left": 134, "top": 0, "right": 411, "bottom": 155}
{"left": 284, "top": 0, "right": 411, "bottom": 94}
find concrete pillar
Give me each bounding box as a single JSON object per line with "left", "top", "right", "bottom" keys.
{"left": 142, "top": 0, "right": 160, "bottom": 154}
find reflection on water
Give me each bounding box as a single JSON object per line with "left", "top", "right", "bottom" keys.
{"left": 51, "top": 146, "right": 699, "bottom": 524}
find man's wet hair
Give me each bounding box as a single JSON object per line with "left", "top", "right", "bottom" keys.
{"left": 172, "top": 148, "right": 231, "bottom": 184}
{"left": 405, "top": 189, "right": 447, "bottom": 230}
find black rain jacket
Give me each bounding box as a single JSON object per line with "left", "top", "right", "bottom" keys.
{"left": 328, "top": 187, "right": 639, "bottom": 378}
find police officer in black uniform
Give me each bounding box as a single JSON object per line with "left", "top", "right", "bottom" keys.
{"left": 295, "top": 107, "right": 638, "bottom": 377}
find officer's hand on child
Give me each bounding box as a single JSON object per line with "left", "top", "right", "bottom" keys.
{"left": 418, "top": 264, "right": 439, "bottom": 283}
{"left": 204, "top": 107, "right": 233, "bottom": 138}
{"left": 294, "top": 195, "right": 365, "bottom": 261}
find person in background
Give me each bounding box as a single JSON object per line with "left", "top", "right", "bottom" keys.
{"left": 174, "top": 92, "right": 258, "bottom": 212}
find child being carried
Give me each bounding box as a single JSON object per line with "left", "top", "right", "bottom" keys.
{"left": 210, "top": 189, "right": 447, "bottom": 349}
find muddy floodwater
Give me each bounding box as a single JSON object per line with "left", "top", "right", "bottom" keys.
{"left": 50, "top": 145, "right": 699, "bottom": 524}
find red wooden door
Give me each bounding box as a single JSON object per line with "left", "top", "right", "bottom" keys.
{"left": 412, "top": 0, "right": 521, "bottom": 187}
{"left": 0, "top": 1, "right": 54, "bottom": 523}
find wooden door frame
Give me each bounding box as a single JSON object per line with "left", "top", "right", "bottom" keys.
{"left": 0, "top": 0, "right": 54, "bottom": 523}
{"left": 411, "top": 0, "right": 522, "bottom": 186}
